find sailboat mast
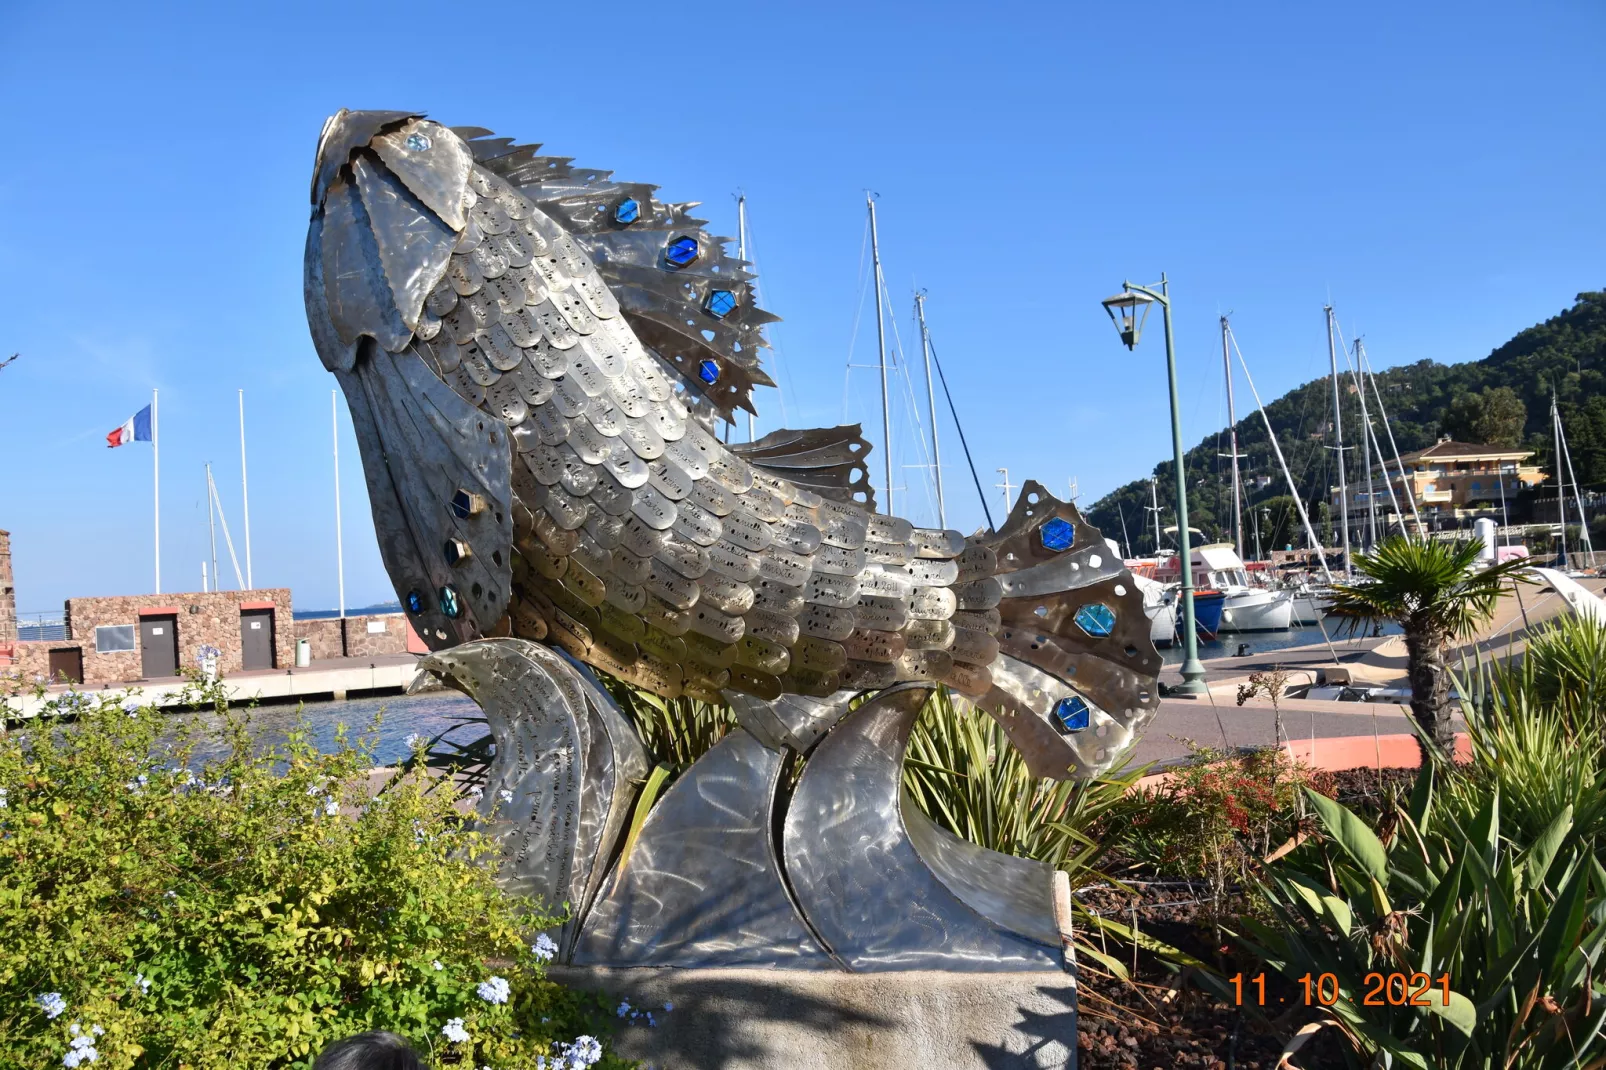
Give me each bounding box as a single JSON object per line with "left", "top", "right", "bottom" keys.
{"left": 736, "top": 195, "right": 755, "bottom": 443}
{"left": 914, "top": 293, "right": 946, "bottom": 527}
{"left": 866, "top": 195, "right": 894, "bottom": 516}
{"left": 1150, "top": 476, "right": 1163, "bottom": 552}
{"left": 205, "top": 463, "right": 219, "bottom": 594}
{"left": 1552, "top": 393, "right": 1568, "bottom": 565}
{"left": 1325, "top": 305, "right": 1351, "bottom": 574}
{"left": 1557, "top": 399, "right": 1595, "bottom": 560}
{"left": 1359, "top": 344, "right": 1426, "bottom": 539}
{"left": 1225, "top": 320, "right": 1336, "bottom": 585}
{"left": 1221, "top": 315, "right": 1244, "bottom": 560}
{"left": 1350, "top": 340, "right": 1379, "bottom": 549}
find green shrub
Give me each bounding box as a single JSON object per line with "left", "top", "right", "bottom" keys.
{"left": 0, "top": 689, "right": 633, "bottom": 1069}
{"left": 1105, "top": 747, "right": 1334, "bottom": 889}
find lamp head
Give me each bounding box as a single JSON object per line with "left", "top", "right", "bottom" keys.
{"left": 1100, "top": 289, "right": 1155, "bottom": 350}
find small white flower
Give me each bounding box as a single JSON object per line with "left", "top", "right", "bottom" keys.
{"left": 404, "top": 733, "right": 424, "bottom": 750}
{"left": 530, "top": 933, "right": 558, "bottom": 962}
{"left": 663, "top": 1001, "right": 673, "bottom": 1012}
{"left": 69, "top": 1023, "right": 81, "bottom": 1036}
{"left": 477, "top": 975, "right": 511, "bottom": 1004}
{"left": 135, "top": 973, "right": 151, "bottom": 995}
{"left": 432, "top": 960, "right": 444, "bottom": 971}
{"left": 616, "top": 1000, "right": 631, "bottom": 1018}
{"left": 90, "top": 1025, "right": 103, "bottom": 1037}
{"left": 0, "top": 787, "right": 8, "bottom": 809}
{"left": 35, "top": 992, "right": 66, "bottom": 1019}
{"left": 321, "top": 796, "right": 339, "bottom": 816}
{"left": 646, "top": 1012, "right": 656, "bottom": 1028}
{"left": 442, "top": 1017, "right": 470, "bottom": 1044}
{"left": 566, "top": 1036, "right": 603, "bottom": 1066}
{"left": 498, "top": 789, "right": 513, "bottom": 804}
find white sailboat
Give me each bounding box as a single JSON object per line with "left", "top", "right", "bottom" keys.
{"left": 1193, "top": 543, "right": 1294, "bottom": 631}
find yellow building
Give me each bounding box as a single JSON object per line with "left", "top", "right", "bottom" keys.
{"left": 1331, "top": 437, "right": 1546, "bottom": 532}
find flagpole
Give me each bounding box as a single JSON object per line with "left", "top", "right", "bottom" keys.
{"left": 239, "top": 389, "right": 253, "bottom": 590}
{"left": 152, "top": 388, "right": 161, "bottom": 594}
{"left": 333, "top": 390, "right": 345, "bottom": 619}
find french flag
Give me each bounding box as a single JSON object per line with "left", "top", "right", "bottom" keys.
{"left": 108, "top": 404, "right": 153, "bottom": 448}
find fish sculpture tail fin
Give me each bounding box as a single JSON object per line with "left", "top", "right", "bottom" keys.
{"left": 973, "top": 481, "right": 1163, "bottom": 779}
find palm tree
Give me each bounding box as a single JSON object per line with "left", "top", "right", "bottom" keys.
{"left": 1325, "top": 537, "right": 1531, "bottom": 754}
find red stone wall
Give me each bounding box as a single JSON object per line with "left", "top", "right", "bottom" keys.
{"left": 7, "top": 640, "right": 77, "bottom": 686}
{"left": 52, "top": 588, "right": 295, "bottom": 685}
{"left": 291, "top": 614, "right": 414, "bottom": 660}
{"left": 345, "top": 614, "right": 412, "bottom": 657}
{"left": 0, "top": 529, "right": 15, "bottom": 661}
{"left": 294, "top": 617, "right": 346, "bottom": 660}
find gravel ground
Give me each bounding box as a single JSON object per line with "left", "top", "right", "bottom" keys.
{"left": 1073, "top": 764, "right": 1426, "bottom": 1068}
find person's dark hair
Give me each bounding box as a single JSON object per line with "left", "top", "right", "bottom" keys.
{"left": 312, "top": 1032, "right": 425, "bottom": 1070}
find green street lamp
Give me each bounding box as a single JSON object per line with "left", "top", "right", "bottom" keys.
{"left": 1101, "top": 276, "right": 1208, "bottom": 694}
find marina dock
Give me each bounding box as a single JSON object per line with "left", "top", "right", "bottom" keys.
{"left": 2, "top": 652, "right": 425, "bottom": 721}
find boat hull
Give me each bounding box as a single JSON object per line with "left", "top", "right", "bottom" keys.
{"left": 1187, "top": 591, "right": 1227, "bottom": 639}
{"left": 1146, "top": 600, "right": 1177, "bottom": 648}
{"left": 1289, "top": 594, "right": 1327, "bottom": 626}
{"left": 1218, "top": 589, "right": 1293, "bottom": 632}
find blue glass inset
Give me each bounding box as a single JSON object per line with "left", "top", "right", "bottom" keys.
{"left": 405, "top": 133, "right": 431, "bottom": 152}
{"left": 439, "top": 585, "right": 462, "bottom": 619}
{"left": 1040, "top": 517, "right": 1075, "bottom": 552}
{"left": 614, "top": 198, "right": 641, "bottom": 225}
{"left": 444, "top": 539, "right": 470, "bottom": 567}
{"left": 1074, "top": 603, "right": 1116, "bottom": 638}
{"left": 450, "top": 489, "right": 475, "bottom": 519}
{"left": 1051, "top": 695, "right": 1091, "bottom": 733}
{"left": 665, "top": 236, "right": 700, "bottom": 267}
{"left": 406, "top": 590, "right": 425, "bottom": 615}
{"left": 698, "top": 359, "right": 721, "bottom": 385}
{"left": 705, "top": 289, "right": 737, "bottom": 319}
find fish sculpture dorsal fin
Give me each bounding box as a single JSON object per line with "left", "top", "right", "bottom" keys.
{"left": 729, "top": 425, "right": 877, "bottom": 511}
{"left": 452, "top": 128, "right": 777, "bottom": 426}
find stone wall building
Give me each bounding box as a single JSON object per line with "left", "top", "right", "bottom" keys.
{"left": 0, "top": 532, "right": 423, "bottom": 689}
{"left": 8, "top": 588, "right": 294, "bottom": 686}
{"left": 0, "top": 530, "right": 15, "bottom": 661}
{"left": 293, "top": 613, "right": 426, "bottom": 660}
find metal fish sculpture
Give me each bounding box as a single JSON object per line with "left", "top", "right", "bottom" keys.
{"left": 304, "top": 110, "right": 1160, "bottom": 781}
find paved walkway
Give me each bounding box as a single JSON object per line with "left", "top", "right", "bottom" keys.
{"left": 3, "top": 653, "right": 424, "bottom": 719}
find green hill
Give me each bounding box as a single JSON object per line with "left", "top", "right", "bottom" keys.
{"left": 1085, "top": 290, "right": 1606, "bottom": 554}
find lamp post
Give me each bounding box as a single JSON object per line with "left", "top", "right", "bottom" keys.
{"left": 1102, "top": 276, "right": 1207, "bottom": 694}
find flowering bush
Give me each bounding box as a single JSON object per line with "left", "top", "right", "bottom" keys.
{"left": 1106, "top": 746, "right": 1335, "bottom": 886}
{"left": 0, "top": 689, "right": 634, "bottom": 1069}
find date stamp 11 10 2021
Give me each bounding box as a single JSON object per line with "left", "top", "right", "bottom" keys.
{"left": 1232, "top": 971, "right": 1456, "bottom": 1008}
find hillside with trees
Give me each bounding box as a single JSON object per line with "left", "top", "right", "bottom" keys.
{"left": 1086, "top": 290, "right": 1606, "bottom": 555}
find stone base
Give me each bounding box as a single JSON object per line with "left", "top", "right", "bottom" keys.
{"left": 550, "top": 966, "right": 1077, "bottom": 1070}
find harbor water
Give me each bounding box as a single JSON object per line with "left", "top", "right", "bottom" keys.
{"left": 1158, "top": 620, "right": 1400, "bottom": 666}
{"left": 177, "top": 689, "right": 484, "bottom": 766}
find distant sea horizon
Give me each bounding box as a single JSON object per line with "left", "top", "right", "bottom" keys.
{"left": 292, "top": 602, "right": 403, "bottom": 621}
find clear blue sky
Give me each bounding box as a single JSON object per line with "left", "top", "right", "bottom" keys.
{"left": 1, "top": 0, "right": 1601, "bottom": 615}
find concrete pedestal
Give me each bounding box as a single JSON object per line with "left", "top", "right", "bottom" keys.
{"left": 551, "top": 966, "right": 1077, "bottom": 1070}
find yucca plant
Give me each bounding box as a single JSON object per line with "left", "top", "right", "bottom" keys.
{"left": 901, "top": 688, "right": 1141, "bottom": 879}
{"left": 1240, "top": 636, "right": 1606, "bottom": 1068}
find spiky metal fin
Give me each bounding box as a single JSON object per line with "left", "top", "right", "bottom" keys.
{"left": 729, "top": 425, "right": 877, "bottom": 511}
{"left": 980, "top": 480, "right": 1104, "bottom": 571}
{"left": 451, "top": 128, "right": 777, "bottom": 425}
{"left": 973, "top": 480, "right": 1162, "bottom": 780}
